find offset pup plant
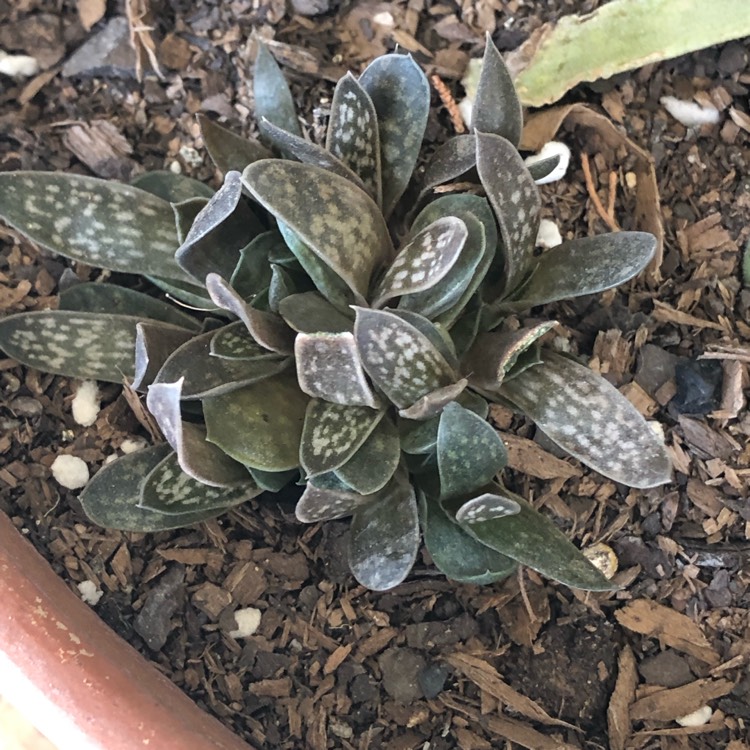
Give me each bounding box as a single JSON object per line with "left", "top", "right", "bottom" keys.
{"left": 0, "top": 37, "right": 671, "bottom": 592}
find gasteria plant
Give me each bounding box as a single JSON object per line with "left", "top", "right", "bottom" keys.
{"left": 0, "top": 37, "right": 671, "bottom": 591}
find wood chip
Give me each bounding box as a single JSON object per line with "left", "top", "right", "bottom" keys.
{"left": 323, "top": 643, "right": 352, "bottom": 675}
{"left": 77, "top": 0, "right": 106, "bottom": 30}
{"left": 248, "top": 678, "right": 291, "bottom": 698}
{"left": 481, "top": 715, "right": 580, "bottom": 750}
{"left": 629, "top": 678, "right": 733, "bottom": 722}
{"left": 499, "top": 433, "right": 581, "bottom": 480}
{"left": 652, "top": 300, "right": 725, "bottom": 331}
{"left": 606, "top": 645, "right": 637, "bottom": 750}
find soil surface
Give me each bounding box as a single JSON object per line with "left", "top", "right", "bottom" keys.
{"left": 1, "top": 1, "right": 749, "bottom": 749}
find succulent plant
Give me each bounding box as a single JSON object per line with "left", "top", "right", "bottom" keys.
{"left": 0, "top": 37, "right": 671, "bottom": 592}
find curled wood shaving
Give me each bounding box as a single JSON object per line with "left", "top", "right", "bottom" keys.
{"left": 430, "top": 73, "right": 466, "bottom": 134}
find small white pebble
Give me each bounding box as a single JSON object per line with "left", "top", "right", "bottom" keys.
{"left": 120, "top": 437, "right": 148, "bottom": 454}
{"left": 536, "top": 218, "right": 563, "bottom": 248}
{"left": 50, "top": 454, "right": 90, "bottom": 490}
{"left": 71, "top": 380, "right": 100, "bottom": 427}
{"left": 372, "top": 11, "right": 395, "bottom": 26}
{"left": 660, "top": 96, "right": 720, "bottom": 127}
{"left": 0, "top": 50, "right": 40, "bottom": 78}
{"left": 103, "top": 453, "right": 119, "bottom": 465}
{"left": 625, "top": 171, "right": 637, "bottom": 189}
{"left": 169, "top": 160, "right": 182, "bottom": 174}
{"left": 228, "top": 607, "right": 262, "bottom": 638}
{"left": 458, "top": 98, "right": 473, "bottom": 130}
{"left": 676, "top": 705, "right": 712, "bottom": 727}
{"left": 525, "top": 141, "right": 571, "bottom": 185}
{"left": 179, "top": 145, "right": 202, "bottom": 167}
{"left": 77, "top": 580, "right": 103, "bottom": 606}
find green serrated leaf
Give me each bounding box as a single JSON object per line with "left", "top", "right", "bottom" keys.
{"left": 437, "top": 402, "right": 508, "bottom": 499}
{"left": 335, "top": 415, "right": 400, "bottom": 494}
{"left": 204, "top": 371, "right": 308, "bottom": 471}
{"left": 300, "top": 400, "right": 384, "bottom": 477}
{"left": 359, "top": 53, "right": 429, "bottom": 217}
{"left": 131, "top": 170, "right": 215, "bottom": 202}
{"left": 278, "top": 292, "right": 353, "bottom": 334}
{"left": 133, "top": 322, "right": 194, "bottom": 390}
{"left": 500, "top": 351, "right": 672, "bottom": 488}
{"left": 198, "top": 113, "right": 272, "bottom": 175}
{"left": 254, "top": 43, "right": 302, "bottom": 138}
{"left": 0, "top": 172, "right": 192, "bottom": 283}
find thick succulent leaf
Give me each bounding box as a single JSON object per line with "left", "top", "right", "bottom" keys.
{"left": 295, "top": 332, "right": 378, "bottom": 407}
{"left": 247, "top": 467, "right": 298, "bottom": 492}
{"left": 140, "top": 451, "right": 259, "bottom": 515}
{"left": 146, "top": 379, "right": 251, "bottom": 487}
{"left": 419, "top": 491, "right": 516, "bottom": 584}
{"left": 154, "top": 326, "right": 289, "bottom": 399}
{"left": 372, "top": 217, "right": 468, "bottom": 308}
{"left": 455, "top": 493, "right": 521, "bottom": 524}
{"left": 446, "top": 294, "right": 483, "bottom": 359}
{"left": 253, "top": 43, "right": 302, "bottom": 138}
{"left": 349, "top": 474, "right": 420, "bottom": 591}
{"left": 476, "top": 133, "right": 541, "bottom": 294}
{"left": 0, "top": 311, "right": 149, "bottom": 382}
{"left": 173, "top": 197, "right": 207, "bottom": 245}
{"left": 0, "top": 172, "right": 192, "bottom": 283}
{"left": 132, "top": 322, "right": 194, "bottom": 390}
{"left": 205, "top": 273, "right": 295, "bottom": 355}
{"left": 421, "top": 136, "right": 476, "bottom": 193}
{"left": 388, "top": 310, "right": 459, "bottom": 370}
{"left": 197, "top": 114, "right": 272, "bottom": 175}
{"left": 204, "top": 371, "right": 308, "bottom": 471}
{"left": 359, "top": 53, "right": 429, "bottom": 217}
{"left": 354, "top": 307, "right": 457, "bottom": 409}
{"left": 243, "top": 161, "right": 392, "bottom": 302}
{"left": 80, "top": 445, "right": 226, "bottom": 531}
{"left": 335, "top": 416, "right": 400, "bottom": 495}
{"left": 148, "top": 275, "right": 216, "bottom": 310}
{"left": 59, "top": 283, "right": 201, "bottom": 331}
{"left": 472, "top": 34, "right": 523, "bottom": 146}
{"left": 500, "top": 351, "right": 672, "bottom": 488}
{"left": 527, "top": 154, "right": 561, "bottom": 183}
{"left": 267, "top": 264, "right": 296, "bottom": 314}
{"left": 460, "top": 487, "right": 616, "bottom": 590}
{"left": 210, "top": 321, "right": 278, "bottom": 360}
{"left": 503, "top": 232, "right": 658, "bottom": 310}
{"left": 259, "top": 117, "right": 368, "bottom": 193}
{"left": 278, "top": 292, "right": 353, "bottom": 334}
{"left": 463, "top": 322, "right": 557, "bottom": 391}
{"left": 326, "top": 72, "right": 382, "bottom": 205}
{"left": 398, "top": 379, "right": 468, "bottom": 421}
{"left": 295, "top": 477, "right": 374, "bottom": 522}
{"left": 300, "top": 400, "right": 384, "bottom": 477}
{"left": 502, "top": 341, "right": 544, "bottom": 381}
{"left": 230, "top": 231, "right": 278, "bottom": 300}
{"left": 131, "top": 170, "right": 215, "bottom": 202}
{"left": 437, "top": 402, "right": 508, "bottom": 499}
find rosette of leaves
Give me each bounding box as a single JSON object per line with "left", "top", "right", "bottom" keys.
{"left": 0, "top": 37, "right": 671, "bottom": 592}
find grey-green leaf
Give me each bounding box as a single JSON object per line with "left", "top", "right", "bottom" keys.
{"left": 398, "top": 379, "right": 468, "bottom": 421}
{"left": 253, "top": 43, "right": 302, "bottom": 138}
{"left": 133, "top": 322, "right": 194, "bottom": 390}
{"left": 210, "top": 321, "right": 277, "bottom": 360}
{"left": 455, "top": 493, "right": 521, "bottom": 524}
{"left": 131, "top": 170, "right": 215, "bottom": 202}
{"left": 500, "top": 351, "right": 672, "bottom": 488}
{"left": 295, "top": 479, "right": 374, "bottom": 523}
{"left": 198, "top": 114, "right": 272, "bottom": 175}
{"left": 278, "top": 292, "right": 353, "bottom": 334}
{"left": 421, "top": 136, "right": 476, "bottom": 193}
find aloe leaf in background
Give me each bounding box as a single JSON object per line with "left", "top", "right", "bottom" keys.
{"left": 500, "top": 351, "right": 672, "bottom": 488}
{"left": 253, "top": 42, "right": 302, "bottom": 138}
{"left": 198, "top": 114, "right": 272, "bottom": 175}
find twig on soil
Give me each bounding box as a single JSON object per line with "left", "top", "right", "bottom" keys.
{"left": 517, "top": 567, "right": 538, "bottom": 623}
{"left": 581, "top": 153, "right": 620, "bottom": 231}
{"left": 430, "top": 74, "right": 466, "bottom": 134}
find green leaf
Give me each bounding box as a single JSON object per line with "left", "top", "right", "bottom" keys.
{"left": 421, "top": 136, "right": 476, "bottom": 193}
{"left": 335, "top": 415, "right": 400, "bottom": 494}
{"left": 527, "top": 154, "right": 561, "bottom": 183}
{"left": 253, "top": 43, "right": 302, "bottom": 138}
{"left": 295, "top": 477, "right": 373, "bottom": 522}
{"left": 476, "top": 133, "right": 541, "bottom": 294}
{"left": 242, "top": 160, "right": 392, "bottom": 302}
{"left": 359, "top": 53, "right": 429, "bottom": 217}
{"left": 278, "top": 292, "right": 353, "bottom": 334}
{"left": 295, "top": 332, "right": 379, "bottom": 407}
{"left": 59, "top": 283, "right": 201, "bottom": 331}
{"left": 472, "top": 34, "right": 523, "bottom": 146}
{"left": 388, "top": 310, "right": 459, "bottom": 369}
{"left": 230, "top": 231, "right": 278, "bottom": 300}
{"left": 133, "top": 322, "right": 194, "bottom": 390}
{"left": 419, "top": 491, "right": 516, "bottom": 584}
{"left": 131, "top": 170, "right": 215, "bottom": 202}
{"left": 0, "top": 310, "right": 150, "bottom": 383}
{"left": 204, "top": 371, "right": 308, "bottom": 471}
{"left": 437, "top": 402, "right": 508, "bottom": 499}
{"left": 326, "top": 72, "right": 382, "bottom": 205}
{"left": 80, "top": 445, "right": 227, "bottom": 531}
{"left": 140, "top": 451, "right": 259, "bottom": 515}
{"left": 349, "top": 474, "right": 420, "bottom": 591}
{"left": 210, "top": 321, "right": 278, "bottom": 360}
{"left": 500, "top": 351, "right": 672, "bottom": 488}
{"left": 454, "top": 492, "right": 520, "bottom": 524}
{"left": 300, "top": 400, "right": 384, "bottom": 477}
{"left": 355, "top": 307, "right": 457, "bottom": 409}
{"left": 147, "top": 275, "right": 217, "bottom": 310}
{"left": 398, "top": 379, "right": 469, "bottom": 421}
{"left": 198, "top": 113, "right": 272, "bottom": 175}
{"left": 0, "top": 172, "right": 192, "bottom": 283}
{"left": 247, "top": 467, "right": 298, "bottom": 492}
{"left": 502, "top": 232, "right": 657, "bottom": 310}
{"left": 372, "top": 217, "right": 468, "bottom": 308}
{"left": 459, "top": 487, "right": 616, "bottom": 590}
{"left": 267, "top": 264, "right": 297, "bottom": 314}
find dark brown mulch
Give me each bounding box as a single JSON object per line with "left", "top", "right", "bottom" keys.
{"left": 1, "top": 1, "right": 749, "bottom": 748}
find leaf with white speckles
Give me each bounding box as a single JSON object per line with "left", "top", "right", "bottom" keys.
{"left": 455, "top": 493, "right": 520, "bottom": 524}
{"left": 459, "top": 486, "right": 616, "bottom": 590}
{"left": 210, "top": 321, "right": 278, "bottom": 360}
{"left": 139, "top": 451, "right": 259, "bottom": 515}
{"left": 476, "top": 133, "right": 541, "bottom": 295}
{"left": 295, "top": 475, "right": 374, "bottom": 523}
{"left": 132, "top": 322, "right": 194, "bottom": 391}
{"left": 359, "top": 53, "right": 429, "bottom": 217}
{"left": 253, "top": 43, "right": 302, "bottom": 138}
{"left": 326, "top": 72, "right": 382, "bottom": 205}
{"left": 349, "top": 473, "right": 420, "bottom": 591}
{"left": 300, "top": 399, "right": 384, "bottom": 477}
{"left": 267, "top": 264, "right": 296, "bottom": 314}
{"left": 335, "top": 415, "right": 399, "bottom": 494}
{"left": 203, "top": 371, "right": 308, "bottom": 471}
{"left": 472, "top": 34, "right": 523, "bottom": 146}
{"left": 0, "top": 310, "right": 150, "bottom": 383}
{"left": 131, "top": 170, "right": 215, "bottom": 202}
{"left": 421, "top": 136, "right": 476, "bottom": 194}
{"left": 278, "top": 292, "right": 353, "bottom": 334}
{"left": 0, "top": 172, "right": 192, "bottom": 283}
{"left": 398, "top": 379, "right": 468, "bottom": 420}
{"left": 198, "top": 114, "right": 272, "bottom": 175}
{"left": 80, "top": 445, "right": 228, "bottom": 531}
{"left": 354, "top": 307, "right": 456, "bottom": 410}
{"left": 146, "top": 379, "right": 251, "bottom": 487}
{"left": 388, "top": 310, "right": 459, "bottom": 370}
{"left": 437, "top": 402, "right": 508, "bottom": 500}
{"left": 500, "top": 351, "right": 672, "bottom": 488}
{"left": 295, "top": 332, "right": 378, "bottom": 407}
{"left": 419, "top": 491, "right": 516, "bottom": 584}
{"left": 372, "top": 217, "right": 467, "bottom": 308}
{"left": 242, "top": 161, "right": 391, "bottom": 302}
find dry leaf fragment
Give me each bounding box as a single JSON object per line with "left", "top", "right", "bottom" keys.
{"left": 606, "top": 645, "right": 637, "bottom": 750}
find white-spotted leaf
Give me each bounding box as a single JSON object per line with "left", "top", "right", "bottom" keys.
{"left": 133, "top": 322, "right": 194, "bottom": 391}
{"left": 335, "top": 416, "right": 400, "bottom": 495}
{"left": 254, "top": 43, "right": 302, "bottom": 138}
{"left": 210, "top": 321, "right": 277, "bottom": 360}
{"left": 295, "top": 476, "right": 375, "bottom": 523}
{"left": 421, "top": 136, "right": 476, "bottom": 193}
{"left": 455, "top": 493, "right": 521, "bottom": 524}
{"left": 398, "top": 379, "right": 468, "bottom": 421}
{"left": 278, "top": 292, "right": 353, "bottom": 334}
{"left": 198, "top": 114, "right": 272, "bottom": 175}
